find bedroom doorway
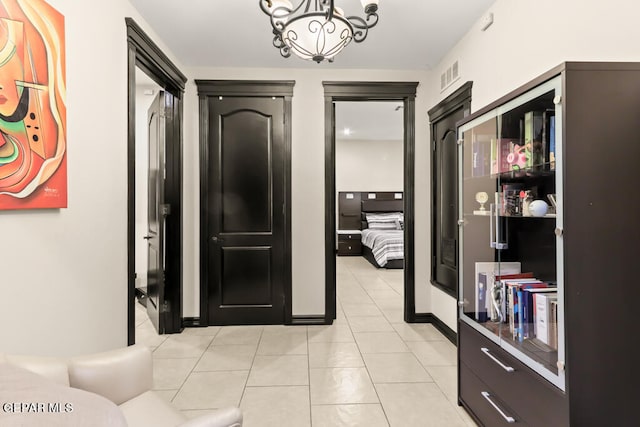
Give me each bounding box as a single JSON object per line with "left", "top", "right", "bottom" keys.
{"left": 323, "top": 82, "right": 419, "bottom": 324}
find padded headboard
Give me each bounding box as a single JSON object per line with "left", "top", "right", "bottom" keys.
{"left": 337, "top": 191, "right": 403, "bottom": 230}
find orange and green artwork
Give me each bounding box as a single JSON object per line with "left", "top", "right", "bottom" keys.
{"left": 0, "top": 0, "right": 66, "bottom": 210}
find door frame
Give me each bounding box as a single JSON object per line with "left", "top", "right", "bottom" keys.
{"left": 428, "top": 81, "right": 473, "bottom": 297}
{"left": 126, "top": 18, "right": 187, "bottom": 344}
{"left": 196, "top": 80, "right": 294, "bottom": 325}
{"left": 323, "top": 81, "right": 419, "bottom": 324}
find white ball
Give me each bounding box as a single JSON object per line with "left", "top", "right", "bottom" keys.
{"left": 529, "top": 200, "right": 549, "bottom": 217}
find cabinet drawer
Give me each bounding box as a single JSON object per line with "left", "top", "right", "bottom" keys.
{"left": 460, "top": 362, "right": 526, "bottom": 427}
{"left": 459, "top": 322, "right": 567, "bottom": 427}
{"left": 338, "top": 241, "right": 361, "bottom": 255}
{"left": 337, "top": 233, "right": 361, "bottom": 242}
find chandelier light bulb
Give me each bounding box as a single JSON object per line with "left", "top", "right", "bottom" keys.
{"left": 360, "top": 0, "right": 379, "bottom": 13}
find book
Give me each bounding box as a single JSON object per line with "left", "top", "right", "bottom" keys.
{"left": 549, "top": 300, "right": 559, "bottom": 349}
{"left": 517, "top": 288, "right": 525, "bottom": 342}
{"left": 527, "top": 111, "right": 545, "bottom": 167}
{"left": 535, "top": 293, "right": 558, "bottom": 346}
{"left": 474, "top": 262, "right": 521, "bottom": 323}
{"left": 542, "top": 109, "right": 555, "bottom": 165}
{"left": 504, "top": 279, "right": 545, "bottom": 335}
{"left": 474, "top": 262, "right": 520, "bottom": 321}
{"left": 523, "top": 287, "right": 557, "bottom": 338}
{"left": 499, "top": 277, "right": 539, "bottom": 324}
{"left": 489, "top": 272, "right": 535, "bottom": 322}
{"left": 477, "top": 272, "right": 489, "bottom": 322}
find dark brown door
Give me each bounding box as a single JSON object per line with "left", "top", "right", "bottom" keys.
{"left": 430, "top": 82, "right": 472, "bottom": 296}
{"left": 205, "top": 97, "right": 286, "bottom": 325}
{"left": 432, "top": 108, "right": 465, "bottom": 294}
{"left": 146, "top": 91, "right": 168, "bottom": 333}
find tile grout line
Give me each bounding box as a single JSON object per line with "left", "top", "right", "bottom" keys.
{"left": 237, "top": 327, "right": 265, "bottom": 409}
{"left": 343, "top": 259, "right": 392, "bottom": 427}
{"left": 306, "top": 323, "right": 313, "bottom": 426}
{"left": 167, "top": 329, "right": 220, "bottom": 406}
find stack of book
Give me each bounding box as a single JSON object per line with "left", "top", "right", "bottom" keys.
{"left": 501, "top": 277, "right": 558, "bottom": 347}
{"left": 474, "top": 261, "right": 559, "bottom": 349}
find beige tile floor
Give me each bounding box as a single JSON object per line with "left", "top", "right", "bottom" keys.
{"left": 135, "top": 256, "right": 477, "bottom": 427}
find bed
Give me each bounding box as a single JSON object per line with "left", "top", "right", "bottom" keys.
{"left": 360, "top": 197, "right": 404, "bottom": 269}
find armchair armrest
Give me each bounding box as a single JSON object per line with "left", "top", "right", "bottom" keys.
{"left": 180, "top": 407, "right": 243, "bottom": 427}
{"left": 68, "top": 344, "right": 152, "bottom": 405}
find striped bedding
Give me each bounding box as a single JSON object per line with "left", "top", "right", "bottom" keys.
{"left": 361, "top": 229, "right": 404, "bottom": 267}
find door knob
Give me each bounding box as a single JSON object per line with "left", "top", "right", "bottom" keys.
{"left": 211, "top": 236, "right": 225, "bottom": 243}
{"left": 143, "top": 235, "right": 152, "bottom": 240}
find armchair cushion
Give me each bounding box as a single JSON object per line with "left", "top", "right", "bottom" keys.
{"left": 5, "top": 354, "right": 70, "bottom": 387}
{"left": 180, "top": 407, "right": 243, "bottom": 427}
{"left": 0, "top": 362, "right": 126, "bottom": 426}
{"left": 68, "top": 344, "right": 152, "bottom": 405}
{"left": 119, "top": 390, "right": 186, "bottom": 427}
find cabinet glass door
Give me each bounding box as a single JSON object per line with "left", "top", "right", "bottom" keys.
{"left": 458, "top": 76, "right": 565, "bottom": 390}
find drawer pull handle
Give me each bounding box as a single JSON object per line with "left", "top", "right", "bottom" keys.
{"left": 481, "top": 391, "right": 515, "bottom": 423}
{"left": 481, "top": 347, "right": 514, "bottom": 372}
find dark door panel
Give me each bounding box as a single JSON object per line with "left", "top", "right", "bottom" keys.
{"left": 146, "top": 91, "right": 167, "bottom": 333}
{"left": 220, "top": 111, "right": 273, "bottom": 233}
{"left": 221, "top": 247, "right": 272, "bottom": 306}
{"left": 434, "top": 123, "right": 459, "bottom": 291}
{"left": 206, "top": 96, "right": 286, "bottom": 325}
{"left": 429, "top": 82, "right": 472, "bottom": 296}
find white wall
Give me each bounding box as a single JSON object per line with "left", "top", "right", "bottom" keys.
{"left": 0, "top": 0, "right": 184, "bottom": 357}
{"left": 427, "top": 0, "right": 640, "bottom": 331}
{"left": 182, "top": 67, "right": 432, "bottom": 317}
{"left": 336, "top": 138, "right": 403, "bottom": 192}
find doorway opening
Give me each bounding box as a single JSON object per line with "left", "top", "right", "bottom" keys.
{"left": 335, "top": 101, "right": 405, "bottom": 321}
{"left": 126, "top": 18, "right": 187, "bottom": 344}
{"left": 323, "top": 82, "right": 419, "bottom": 324}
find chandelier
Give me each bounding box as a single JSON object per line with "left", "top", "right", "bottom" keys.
{"left": 259, "top": 0, "right": 380, "bottom": 63}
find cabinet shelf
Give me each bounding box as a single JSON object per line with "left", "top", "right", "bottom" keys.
{"left": 467, "top": 211, "right": 556, "bottom": 218}
{"left": 466, "top": 162, "right": 556, "bottom": 182}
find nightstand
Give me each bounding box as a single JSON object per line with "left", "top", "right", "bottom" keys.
{"left": 337, "top": 230, "right": 362, "bottom": 256}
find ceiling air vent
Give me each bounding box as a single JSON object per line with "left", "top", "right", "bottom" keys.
{"left": 440, "top": 60, "right": 461, "bottom": 92}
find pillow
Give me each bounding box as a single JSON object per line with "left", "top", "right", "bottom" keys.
{"left": 366, "top": 212, "right": 403, "bottom": 230}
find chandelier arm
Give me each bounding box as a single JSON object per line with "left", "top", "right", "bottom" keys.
{"left": 347, "top": 13, "right": 379, "bottom": 30}
{"left": 345, "top": 16, "right": 368, "bottom": 43}
{"left": 280, "top": 45, "right": 291, "bottom": 58}
{"left": 305, "top": 0, "right": 314, "bottom": 13}
{"left": 260, "top": 0, "right": 307, "bottom": 19}
{"left": 326, "top": 0, "right": 334, "bottom": 21}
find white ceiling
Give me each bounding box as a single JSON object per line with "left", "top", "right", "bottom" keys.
{"left": 129, "top": 0, "right": 496, "bottom": 69}
{"left": 336, "top": 101, "right": 403, "bottom": 140}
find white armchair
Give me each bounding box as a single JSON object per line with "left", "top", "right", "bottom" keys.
{"left": 1, "top": 344, "right": 242, "bottom": 427}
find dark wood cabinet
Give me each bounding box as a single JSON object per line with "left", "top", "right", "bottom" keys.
{"left": 337, "top": 232, "right": 362, "bottom": 256}
{"left": 457, "top": 62, "right": 640, "bottom": 427}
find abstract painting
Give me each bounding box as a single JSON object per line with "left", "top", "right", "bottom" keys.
{"left": 0, "top": 0, "right": 66, "bottom": 210}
